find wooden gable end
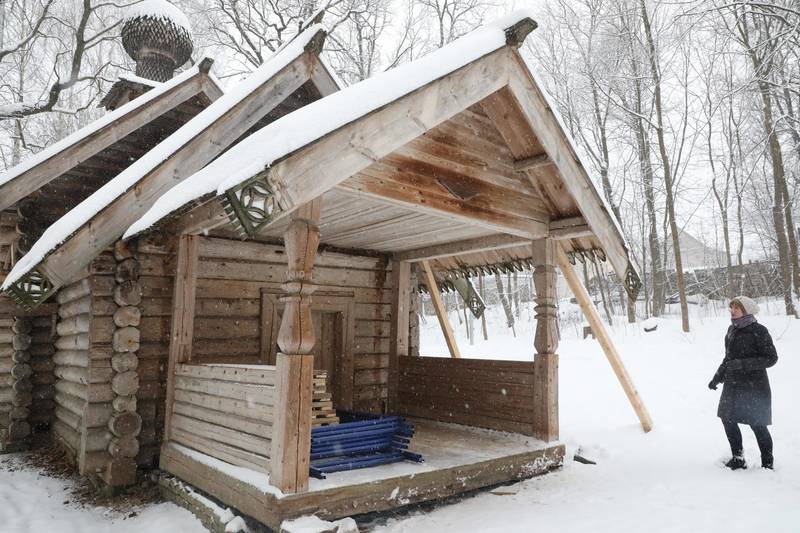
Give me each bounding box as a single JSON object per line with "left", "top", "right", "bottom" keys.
{"left": 23, "top": 32, "right": 339, "bottom": 303}
{"left": 0, "top": 61, "right": 222, "bottom": 214}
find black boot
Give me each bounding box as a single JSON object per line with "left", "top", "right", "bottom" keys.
{"left": 762, "top": 454, "right": 774, "bottom": 470}
{"left": 725, "top": 456, "right": 747, "bottom": 470}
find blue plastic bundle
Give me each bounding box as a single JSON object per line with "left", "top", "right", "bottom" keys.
{"left": 309, "top": 412, "right": 423, "bottom": 479}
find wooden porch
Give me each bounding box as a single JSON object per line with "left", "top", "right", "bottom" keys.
{"left": 160, "top": 415, "right": 564, "bottom": 530}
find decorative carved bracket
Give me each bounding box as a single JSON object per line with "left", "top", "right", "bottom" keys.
{"left": 451, "top": 276, "right": 486, "bottom": 319}
{"left": 222, "top": 174, "right": 283, "bottom": 238}
{"left": 624, "top": 266, "right": 643, "bottom": 301}
{"left": 5, "top": 268, "right": 56, "bottom": 309}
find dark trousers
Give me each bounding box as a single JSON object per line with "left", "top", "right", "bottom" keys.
{"left": 722, "top": 419, "right": 773, "bottom": 463}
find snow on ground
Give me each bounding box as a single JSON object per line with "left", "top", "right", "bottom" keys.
{"left": 372, "top": 300, "right": 800, "bottom": 532}
{"left": 0, "top": 300, "right": 796, "bottom": 532}
{"left": 0, "top": 455, "right": 206, "bottom": 533}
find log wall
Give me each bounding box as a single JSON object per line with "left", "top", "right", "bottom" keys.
{"left": 29, "top": 314, "right": 57, "bottom": 437}
{"left": 54, "top": 273, "right": 113, "bottom": 474}
{"left": 397, "top": 357, "right": 537, "bottom": 435}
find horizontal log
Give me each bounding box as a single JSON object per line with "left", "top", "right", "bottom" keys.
{"left": 8, "top": 419, "right": 30, "bottom": 440}
{"left": 11, "top": 363, "right": 31, "bottom": 380}
{"left": 12, "top": 378, "right": 32, "bottom": 392}
{"left": 108, "top": 436, "right": 139, "bottom": 458}
{"left": 115, "top": 258, "right": 140, "bottom": 283}
{"left": 56, "top": 314, "right": 91, "bottom": 337}
{"left": 113, "top": 306, "right": 141, "bottom": 328}
{"left": 176, "top": 364, "right": 276, "bottom": 386}
{"left": 114, "top": 281, "right": 142, "bottom": 307}
{"left": 55, "top": 334, "right": 90, "bottom": 351}
{"left": 108, "top": 411, "right": 142, "bottom": 438}
{"left": 397, "top": 403, "right": 534, "bottom": 435}
{"left": 56, "top": 278, "right": 91, "bottom": 304}
{"left": 12, "top": 350, "right": 30, "bottom": 363}
{"left": 174, "top": 376, "right": 273, "bottom": 406}
{"left": 111, "top": 352, "right": 138, "bottom": 373}
{"left": 112, "top": 394, "right": 137, "bottom": 413}
{"left": 173, "top": 389, "right": 273, "bottom": 423}
{"left": 11, "top": 318, "right": 33, "bottom": 334}
{"left": 172, "top": 400, "right": 272, "bottom": 438}
{"left": 55, "top": 379, "right": 113, "bottom": 403}
{"left": 12, "top": 334, "right": 31, "bottom": 351}
{"left": 113, "top": 327, "right": 140, "bottom": 353}
{"left": 112, "top": 371, "right": 139, "bottom": 396}
{"left": 54, "top": 365, "right": 114, "bottom": 385}
{"left": 53, "top": 350, "right": 90, "bottom": 368}
{"left": 171, "top": 413, "right": 270, "bottom": 455}
{"left": 170, "top": 426, "right": 269, "bottom": 473}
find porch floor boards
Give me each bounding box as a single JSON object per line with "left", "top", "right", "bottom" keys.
{"left": 160, "top": 418, "right": 565, "bottom": 529}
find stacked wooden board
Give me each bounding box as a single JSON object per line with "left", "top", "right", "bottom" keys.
{"left": 312, "top": 370, "right": 338, "bottom": 427}
{"left": 309, "top": 413, "right": 422, "bottom": 479}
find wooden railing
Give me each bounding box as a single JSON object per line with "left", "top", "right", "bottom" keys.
{"left": 170, "top": 363, "right": 275, "bottom": 472}
{"left": 397, "top": 357, "right": 536, "bottom": 435}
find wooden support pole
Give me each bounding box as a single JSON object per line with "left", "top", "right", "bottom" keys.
{"left": 270, "top": 200, "right": 321, "bottom": 494}
{"left": 163, "top": 234, "right": 199, "bottom": 443}
{"left": 420, "top": 260, "right": 460, "bottom": 359}
{"left": 532, "top": 238, "right": 558, "bottom": 442}
{"left": 555, "top": 245, "right": 653, "bottom": 433}
{"left": 388, "top": 260, "right": 411, "bottom": 412}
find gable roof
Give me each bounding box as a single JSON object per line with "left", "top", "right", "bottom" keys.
{"left": 0, "top": 60, "right": 222, "bottom": 213}
{"left": 2, "top": 25, "right": 339, "bottom": 308}
{"left": 117, "top": 11, "right": 641, "bottom": 299}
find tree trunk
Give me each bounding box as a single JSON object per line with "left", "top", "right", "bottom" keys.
{"left": 494, "top": 273, "right": 516, "bottom": 337}
{"left": 640, "top": 0, "right": 690, "bottom": 332}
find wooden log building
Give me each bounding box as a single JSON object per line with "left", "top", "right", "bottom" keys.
{"left": 0, "top": 5, "right": 648, "bottom": 527}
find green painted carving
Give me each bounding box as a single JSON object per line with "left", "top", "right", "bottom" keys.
{"left": 222, "top": 174, "right": 281, "bottom": 238}
{"left": 451, "top": 276, "right": 486, "bottom": 318}
{"left": 5, "top": 268, "right": 56, "bottom": 309}
{"left": 624, "top": 266, "right": 643, "bottom": 301}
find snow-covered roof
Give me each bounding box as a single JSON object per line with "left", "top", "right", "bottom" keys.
{"left": 125, "top": 11, "right": 534, "bottom": 239}
{"left": 1, "top": 25, "right": 331, "bottom": 294}
{"left": 124, "top": 0, "right": 192, "bottom": 35}
{"left": 0, "top": 60, "right": 213, "bottom": 193}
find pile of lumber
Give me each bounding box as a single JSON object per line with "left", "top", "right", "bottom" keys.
{"left": 312, "top": 371, "right": 338, "bottom": 427}
{"left": 309, "top": 413, "right": 422, "bottom": 479}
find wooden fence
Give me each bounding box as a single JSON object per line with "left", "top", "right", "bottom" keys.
{"left": 396, "top": 357, "right": 536, "bottom": 435}
{"left": 170, "top": 363, "right": 275, "bottom": 472}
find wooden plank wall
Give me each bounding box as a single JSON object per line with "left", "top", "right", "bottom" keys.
{"left": 397, "top": 357, "right": 536, "bottom": 435}
{"left": 185, "top": 236, "right": 395, "bottom": 413}
{"left": 170, "top": 363, "right": 274, "bottom": 472}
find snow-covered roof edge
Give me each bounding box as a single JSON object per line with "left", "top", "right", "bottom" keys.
{"left": 0, "top": 58, "right": 217, "bottom": 190}
{"left": 1, "top": 25, "right": 328, "bottom": 293}
{"left": 123, "top": 10, "right": 536, "bottom": 239}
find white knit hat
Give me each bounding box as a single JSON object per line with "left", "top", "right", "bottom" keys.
{"left": 732, "top": 295, "right": 760, "bottom": 315}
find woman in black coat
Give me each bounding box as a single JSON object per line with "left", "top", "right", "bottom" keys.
{"left": 708, "top": 296, "right": 778, "bottom": 470}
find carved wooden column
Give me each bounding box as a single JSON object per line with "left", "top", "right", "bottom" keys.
{"left": 270, "top": 201, "right": 320, "bottom": 494}
{"left": 532, "top": 237, "right": 559, "bottom": 442}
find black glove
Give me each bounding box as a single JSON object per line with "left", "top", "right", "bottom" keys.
{"left": 708, "top": 380, "right": 718, "bottom": 391}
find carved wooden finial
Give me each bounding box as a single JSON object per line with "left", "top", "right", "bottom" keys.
{"left": 505, "top": 17, "right": 538, "bottom": 48}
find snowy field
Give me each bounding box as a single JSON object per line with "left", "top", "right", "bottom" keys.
{"left": 0, "top": 300, "right": 797, "bottom": 533}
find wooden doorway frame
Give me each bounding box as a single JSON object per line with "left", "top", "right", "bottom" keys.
{"left": 260, "top": 288, "right": 356, "bottom": 409}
